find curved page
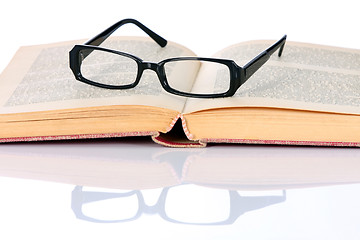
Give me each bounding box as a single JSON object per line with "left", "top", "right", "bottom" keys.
{"left": 183, "top": 40, "right": 360, "bottom": 115}
{"left": 0, "top": 36, "right": 198, "bottom": 114}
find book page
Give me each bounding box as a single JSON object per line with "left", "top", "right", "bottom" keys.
{"left": 183, "top": 40, "right": 360, "bottom": 115}
{"left": 0, "top": 36, "right": 198, "bottom": 114}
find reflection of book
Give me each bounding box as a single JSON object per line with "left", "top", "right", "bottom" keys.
{"left": 0, "top": 140, "right": 359, "bottom": 190}
{"left": 182, "top": 146, "right": 360, "bottom": 189}
{"left": 0, "top": 139, "right": 181, "bottom": 189}
{"left": 1, "top": 36, "right": 360, "bottom": 147}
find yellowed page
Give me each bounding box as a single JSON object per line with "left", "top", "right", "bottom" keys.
{"left": 183, "top": 40, "right": 360, "bottom": 115}
{"left": 0, "top": 36, "right": 198, "bottom": 114}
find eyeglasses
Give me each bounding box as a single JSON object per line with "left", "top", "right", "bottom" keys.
{"left": 69, "top": 18, "right": 286, "bottom": 98}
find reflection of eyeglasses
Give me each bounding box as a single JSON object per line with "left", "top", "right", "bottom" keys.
{"left": 69, "top": 18, "right": 286, "bottom": 98}
{"left": 71, "top": 185, "right": 286, "bottom": 225}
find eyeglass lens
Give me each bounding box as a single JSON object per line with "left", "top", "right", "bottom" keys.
{"left": 80, "top": 49, "right": 138, "bottom": 87}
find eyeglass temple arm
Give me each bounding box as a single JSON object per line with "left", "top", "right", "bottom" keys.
{"left": 84, "top": 18, "right": 167, "bottom": 47}
{"left": 242, "top": 35, "right": 287, "bottom": 83}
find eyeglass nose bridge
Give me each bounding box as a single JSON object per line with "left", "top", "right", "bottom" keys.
{"left": 140, "top": 61, "right": 168, "bottom": 88}
{"left": 142, "top": 62, "right": 159, "bottom": 71}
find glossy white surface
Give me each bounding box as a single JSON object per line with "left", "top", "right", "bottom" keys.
{"left": 0, "top": 139, "right": 360, "bottom": 239}
{"left": 1, "top": 178, "right": 360, "bottom": 240}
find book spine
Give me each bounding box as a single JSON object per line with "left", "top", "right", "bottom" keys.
{"left": 167, "top": 113, "right": 194, "bottom": 140}
{"left": 151, "top": 114, "right": 206, "bottom": 148}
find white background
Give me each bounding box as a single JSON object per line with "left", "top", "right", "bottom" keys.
{"left": 0, "top": 0, "right": 359, "bottom": 73}
{"left": 0, "top": 2, "right": 360, "bottom": 239}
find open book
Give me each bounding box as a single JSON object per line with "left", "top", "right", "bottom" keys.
{"left": 1, "top": 35, "right": 360, "bottom": 147}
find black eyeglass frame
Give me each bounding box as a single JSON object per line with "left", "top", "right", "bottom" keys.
{"left": 69, "top": 18, "right": 286, "bottom": 98}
